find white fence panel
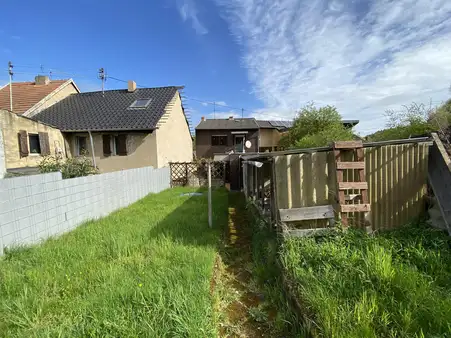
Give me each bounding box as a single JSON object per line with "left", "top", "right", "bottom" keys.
{"left": 0, "top": 166, "right": 170, "bottom": 254}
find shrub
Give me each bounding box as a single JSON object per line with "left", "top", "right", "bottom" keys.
{"left": 39, "top": 155, "right": 98, "bottom": 179}
{"left": 279, "top": 103, "right": 354, "bottom": 149}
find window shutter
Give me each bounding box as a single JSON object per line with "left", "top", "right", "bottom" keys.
{"left": 18, "top": 130, "right": 29, "bottom": 157}
{"left": 117, "top": 135, "right": 127, "bottom": 156}
{"left": 39, "top": 132, "right": 50, "bottom": 155}
{"left": 103, "top": 134, "right": 112, "bottom": 155}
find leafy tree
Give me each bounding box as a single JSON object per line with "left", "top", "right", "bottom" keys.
{"left": 278, "top": 103, "right": 354, "bottom": 149}
{"left": 367, "top": 101, "right": 451, "bottom": 142}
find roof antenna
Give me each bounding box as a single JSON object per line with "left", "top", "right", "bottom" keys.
{"left": 8, "top": 61, "right": 13, "bottom": 112}
{"left": 98, "top": 68, "right": 106, "bottom": 96}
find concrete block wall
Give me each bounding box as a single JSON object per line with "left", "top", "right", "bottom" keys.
{"left": 0, "top": 166, "right": 170, "bottom": 254}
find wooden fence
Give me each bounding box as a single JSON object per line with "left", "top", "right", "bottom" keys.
{"left": 428, "top": 133, "right": 451, "bottom": 234}
{"left": 243, "top": 138, "right": 432, "bottom": 231}
{"left": 169, "top": 161, "right": 226, "bottom": 187}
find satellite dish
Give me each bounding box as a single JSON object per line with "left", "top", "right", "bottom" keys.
{"left": 245, "top": 140, "right": 252, "bottom": 149}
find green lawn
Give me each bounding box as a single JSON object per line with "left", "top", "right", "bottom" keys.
{"left": 280, "top": 223, "right": 451, "bottom": 337}
{"left": 0, "top": 187, "right": 228, "bottom": 337}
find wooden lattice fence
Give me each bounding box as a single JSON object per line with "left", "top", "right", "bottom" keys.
{"left": 169, "top": 161, "right": 226, "bottom": 187}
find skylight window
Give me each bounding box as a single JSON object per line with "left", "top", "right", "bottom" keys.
{"left": 129, "top": 98, "right": 152, "bottom": 108}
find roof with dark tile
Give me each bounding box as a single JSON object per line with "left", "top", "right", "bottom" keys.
{"left": 34, "top": 87, "right": 180, "bottom": 131}
{"left": 0, "top": 80, "right": 70, "bottom": 115}
{"left": 257, "top": 120, "right": 293, "bottom": 129}
{"left": 195, "top": 118, "right": 259, "bottom": 130}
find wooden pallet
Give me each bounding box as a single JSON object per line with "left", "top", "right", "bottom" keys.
{"left": 279, "top": 205, "right": 335, "bottom": 237}
{"left": 334, "top": 141, "right": 371, "bottom": 227}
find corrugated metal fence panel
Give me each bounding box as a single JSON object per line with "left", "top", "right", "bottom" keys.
{"left": 275, "top": 142, "right": 430, "bottom": 230}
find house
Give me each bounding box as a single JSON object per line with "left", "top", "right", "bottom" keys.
{"left": 195, "top": 116, "right": 359, "bottom": 158}
{"left": 0, "top": 109, "right": 66, "bottom": 173}
{"left": 35, "top": 81, "right": 193, "bottom": 173}
{"left": 0, "top": 75, "right": 80, "bottom": 117}
{"left": 0, "top": 75, "right": 79, "bottom": 174}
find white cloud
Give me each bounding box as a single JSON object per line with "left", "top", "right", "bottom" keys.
{"left": 201, "top": 100, "right": 227, "bottom": 107}
{"left": 215, "top": 0, "right": 451, "bottom": 134}
{"left": 177, "top": 0, "right": 208, "bottom": 35}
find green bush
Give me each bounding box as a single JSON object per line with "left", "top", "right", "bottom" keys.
{"left": 279, "top": 103, "right": 354, "bottom": 149}
{"left": 38, "top": 156, "right": 98, "bottom": 179}
{"left": 367, "top": 101, "right": 451, "bottom": 142}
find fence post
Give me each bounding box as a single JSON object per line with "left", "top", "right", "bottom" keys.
{"left": 185, "top": 162, "right": 188, "bottom": 186}
{"left": 208, "top": 161, "right": 212, "bottom": 228}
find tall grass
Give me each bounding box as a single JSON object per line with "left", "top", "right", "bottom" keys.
{"left": 0, "top": 187, "right": 228, "bottom": 337}
{"left": 280, "top": 223, "right": 451, "bottom": 338}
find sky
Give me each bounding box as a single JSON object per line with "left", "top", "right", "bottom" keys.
{"left": 1, "top": 0, "right": 451, "bottom": 135}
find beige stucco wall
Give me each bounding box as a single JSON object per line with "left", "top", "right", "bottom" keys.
{"left": 155, "top": 93, "right": 193, "bottom": 167}
{"left": 25, "top": 82, "right": 79, "bottom": 118}
{"left": 65, "top": 131, "right": 158, "bottom": 173}
{"left": 0, "top": 110, "right": 66, "bottom": 169}
{"left": 259, "top": 128, "right": 282, "bottom": 148}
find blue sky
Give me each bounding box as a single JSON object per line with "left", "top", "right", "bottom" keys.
{"left": 1, "top": 0, "right": 451, "bottom": 134}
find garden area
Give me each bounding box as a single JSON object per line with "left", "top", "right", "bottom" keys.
{"left": 2, "top": 184, "right": 451, "bottom": 337}
{"left": 280, "top": 223, "right": 451, "bottom": 337}
{"left": 0, "top": 187, "right": 228, "bottom": 337}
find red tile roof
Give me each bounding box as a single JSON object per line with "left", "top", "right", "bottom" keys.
{"left": 0, "top": 80, "right": 69, "bottom": 115}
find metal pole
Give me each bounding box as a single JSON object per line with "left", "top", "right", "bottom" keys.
{"left": 87, "top": 130, "right": 97, "bottom": 168}
{"left": 8, "top": 61, "right": 13, "bottom": 112}
{"left": 208, "top": 161, "right": 212, "bottom": 228}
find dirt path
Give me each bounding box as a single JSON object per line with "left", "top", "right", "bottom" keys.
{"left": 214, "top": 193, "right": 275, "bottom": 338}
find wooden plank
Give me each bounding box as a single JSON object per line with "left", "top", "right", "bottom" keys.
{"left": 336, "top": 162, "right": 365, "bottom": 169}
{"left": 356, "top": 148, "right": 368, "bottom": 203}
{"left": 338, "top": 182, "right": 368, "bottom": 190}
{"left": 334, "top": 141, "right": 363, "bottom": 149}
{"left": 285, "top": 228, "right": 332, "bottom": 238}
{"left": 335, "top": 149, "right": 348, "bottom": 225}
{"left": 340, "top": 204, "right": 371, "bottom": 212}
{"left": 279, "top": 205, "right": 334, "bottom": 221}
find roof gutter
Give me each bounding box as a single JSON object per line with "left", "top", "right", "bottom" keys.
{"left": 62, "top": 128, "right": 156, "bottom": 132}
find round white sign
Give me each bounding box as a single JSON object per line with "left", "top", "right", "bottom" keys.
{"left": 245, "top": 140, "right": 252, "bottom": 149}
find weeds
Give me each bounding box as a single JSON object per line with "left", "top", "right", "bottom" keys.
{"left": 280, "top": 222, "right": 451, "bottom": 337}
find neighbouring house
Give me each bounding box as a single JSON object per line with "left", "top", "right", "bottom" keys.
{"left": 0, "top": 75, "right": 79, "bottom": 174}
{"left": 35, "top": 81, "right": 193, "bottom": 172}
{"left": 0, "top": 109, "right": 66, "bottom": 173}
{"left": 195, "top": 116, "right": 359, "bottom": 158}
{"left": 0, "top": 75, "right": 80, "bottom": 117}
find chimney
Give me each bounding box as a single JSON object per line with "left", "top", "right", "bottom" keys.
{"left": 229, "top": 116, "right": 234, "bottom": 120}
{"left": 201, "top": 116, "right": 205, "bottom": 121}
{"left": 128, "top": 80, "right": 137, "bottom": 92}
{"left": 35, "top": 75, "right": 50, "bottom": 85}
